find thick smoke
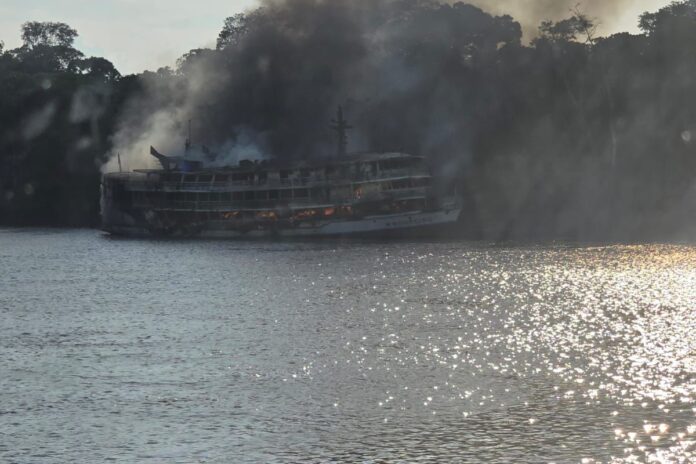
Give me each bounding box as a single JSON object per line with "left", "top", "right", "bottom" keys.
{"left": 105, "top": 0, "right": 522, "bottom": 171}
{"left": 104, "top": 0, "right": 696, "bottom": 240}
{"left": 107, "top": 0, "right": 656, "bottom": 172}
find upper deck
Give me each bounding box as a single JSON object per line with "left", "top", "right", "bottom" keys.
{"left": 104, "top": 152, "right": 431, "bottom": 192}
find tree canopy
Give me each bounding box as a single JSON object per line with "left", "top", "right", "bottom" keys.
{"left": 3, "top": 2, "right": 696, "bottom": 239}
{"left": 0, "top": 21, "right": 124, "bottom": 226}
{"left": 21, "top": 21, "right": 79, "bottom": 49}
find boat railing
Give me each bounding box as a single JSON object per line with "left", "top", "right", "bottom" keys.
{"left": 360, "top": 188, "right": 428, "bottom": 200}
{"left": 131, "top": 187, "right": 429, "bottom": 211}
{"left": 114, "top": 168, "right": 428, "bottom": 191}
{"left": 133, "top": 199, "right": 332, "bottom": 211}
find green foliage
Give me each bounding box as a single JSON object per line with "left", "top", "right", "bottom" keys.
{"left": 13, "top": 44, "right": 84, "bottom": 73}
{"left": 4, "top": 1, "right": 696, "bottom": 238}
{"left": 75, "top": 57, "right": 121, "bottom": 81}
{"left": 539, "top": 14, "right": 597, "bottom": 44}
{"left": 21, "top": 21, "right": 78, "bottom": 49}
{"left": 217, "top": 12, "right": 254, "bottom": 49}
{"left": 0, "top": 21, "right": 127, "bottom": 226}
{"left": 176, "top": 48, "right": 216, "bottom": 75}
{"left": 639, "top": 0, "right": 696, "bottom": 33}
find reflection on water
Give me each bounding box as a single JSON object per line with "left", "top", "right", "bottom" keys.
{"left": 1, "top": 230, "right": 696, "bottom": 463}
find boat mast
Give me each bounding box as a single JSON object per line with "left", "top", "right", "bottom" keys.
{"left": 185, "top": 119, "right": 192, "bottom": 153}
{"left": 330, "top": 106, "right": 352, "bottom": 157}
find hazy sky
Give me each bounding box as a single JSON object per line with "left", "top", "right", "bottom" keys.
{"left": 0, "top": 0, "right": 671, "bottom": 75}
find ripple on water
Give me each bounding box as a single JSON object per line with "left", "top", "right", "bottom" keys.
{"left": 1, "top": 231, "right": 696, "bottom": 462}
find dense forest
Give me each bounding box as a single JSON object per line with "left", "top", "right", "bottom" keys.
{"left": 2, "top": 0, "right": 696, "bottom": 239}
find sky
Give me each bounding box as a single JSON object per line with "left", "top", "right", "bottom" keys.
{"left": 0, "top": 0, "right": 672, "bottom": 75}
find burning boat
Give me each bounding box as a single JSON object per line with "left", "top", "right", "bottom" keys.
{"left": 101, "top": 110, "right": 462, "bottom": 238}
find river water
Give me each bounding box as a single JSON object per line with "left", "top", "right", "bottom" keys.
{"left": 1, "top": 229, "right": 696, "bottom": 463}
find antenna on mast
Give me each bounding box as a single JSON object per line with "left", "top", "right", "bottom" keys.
{"left": 117, "top": 152, "right": 122, "bottom": 173}
{"left": 185, "top": 119, "right": 192, "bottom": 153}
{"left": 330, "top": 106, "right": 352, "bottom": 157}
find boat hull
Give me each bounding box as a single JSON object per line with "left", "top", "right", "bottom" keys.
{"left": 103, "top": 208, "right": 462, "bottom": 239}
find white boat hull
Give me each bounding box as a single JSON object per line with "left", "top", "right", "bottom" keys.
{"left": 104, "top": 208, "right": 462, "bottom": 239}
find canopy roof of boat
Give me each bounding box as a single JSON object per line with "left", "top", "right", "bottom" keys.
{"left": 129, "top": 151, "right": 425, "bottom": 175}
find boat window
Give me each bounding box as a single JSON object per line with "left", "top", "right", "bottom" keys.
{"left": 256, "top": 191, "right": 268, "bottom": 200}
{"left": 233, "top": 192, "right": 244, "bottom": 201}
{"left": 163, "top": 174, "right": 182, "bottom": 183}
{"left": 244, "top": 191, "right": 254, "bottom": 201}
{"left": 392, "top": 179, "right": 411, "bottom": 190}
{"left": 198, "top": 175, "right": 213, "bottom": 182}
{"left": 269, "top": 190, "right": 279, "bottom": 200}
{"left": 294, "top": 188, "right": 308, "bottom": 198}
{"left": 280, "top": 189, "right": 292, "bottom": 199}
{"left": 184, "top": 174, "right": 197, "bottom": 183}
{"left": 380, "top": 158, "right": 418, "bottom": 171}
{"left": 214, "top": 175, "right": 228, "bottom": 183}
{"left": 232, "top": 172, "right": 254, "bottom": 182}
{"left": 280, "top": 170, "right": 290, "bottom": 179}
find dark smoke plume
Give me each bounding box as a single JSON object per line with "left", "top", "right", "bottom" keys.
{"left": 107, "top": 0, "right": 522, "bottom": 170}
{"left": 105, "top": 0, "right": 696, "bottom": 240}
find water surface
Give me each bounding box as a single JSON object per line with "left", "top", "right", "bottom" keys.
{"left": 1, "top": 229, "right": 696, "bottom": 463}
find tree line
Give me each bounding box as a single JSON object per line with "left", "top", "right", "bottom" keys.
{"left": 2, "top": 1, "right": 696, "bottom": 239}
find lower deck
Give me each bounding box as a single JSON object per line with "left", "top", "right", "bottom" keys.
{"left": 103, "top": 207, "right": 462, "bottom": 238}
